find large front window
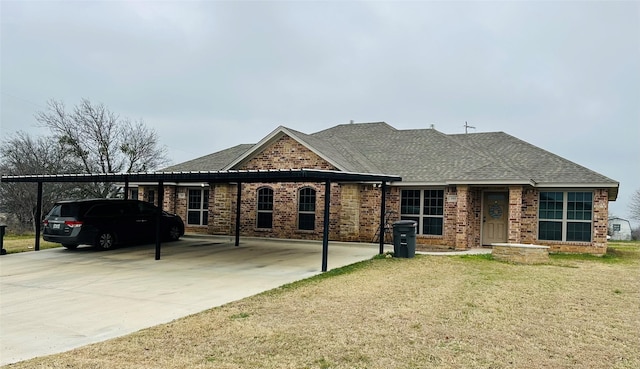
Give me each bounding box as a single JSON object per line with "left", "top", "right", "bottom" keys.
{"left": 298, "top": 187, "right": 316, "bottom": 231}
{"left": 539, "top": 191, "right": 592, "bottom": 242}
{"left": 401, "top": 189, "right": 444, "bottom": 235}
{"left": 257, "top": 187, "right": 273, "bottom": 229}
{"left": 188, "top": 188, "right": 209, "bottom": 226}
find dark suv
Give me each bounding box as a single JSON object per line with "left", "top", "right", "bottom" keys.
{"left": 43, "top": 199, "right": 185, "bottom": 250}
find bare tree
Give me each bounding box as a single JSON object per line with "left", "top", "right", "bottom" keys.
{"left": 0, "top": 132, "right": 83, "bottom": 233}
{"left": 629, "top": 188, "right": 640, "bottom": 223}
{"left": 35, "top": 98, "right": 169, "bottom": 197}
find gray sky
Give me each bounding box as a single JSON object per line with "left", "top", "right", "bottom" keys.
{"left": 1, "top": 0, "right": 639, "bottom": 222}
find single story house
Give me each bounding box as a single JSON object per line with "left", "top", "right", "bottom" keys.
{"left": 133, "top": 122, "right": 618, "bottom": 254}
{"left": 608, "top": 217, "right": 633, "bottom": 241}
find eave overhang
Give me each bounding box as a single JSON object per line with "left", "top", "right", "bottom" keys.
{"left": 0, "top": 169, "right": 402, "bottom": 185}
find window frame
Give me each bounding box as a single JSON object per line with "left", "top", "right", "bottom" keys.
{"left": 256, "top": 186, "right": 274, "bottom": 229}
{"left": 147, "top": 189, "right": 155, "bottom": 205}
{"left": 187, "top": 188, "right": 209, "bottom": 226}
{"left": 538, "top": 190, "right": 593, "bottom": 242}
{"left": 400, "top": 188, "right": 444, "bottom": 236}
{"left": 298, "top": 187, "right": 316, "bottom": 231}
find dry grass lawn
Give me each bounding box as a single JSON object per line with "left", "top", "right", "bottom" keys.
{"left": 4, "top": 242, "right": 639, "bottom": 369}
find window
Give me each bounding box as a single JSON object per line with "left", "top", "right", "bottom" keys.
{"left": 613, "top": 224, "right": 621, "bottom": 232}
{"left": 257, "top": 187, "right": 273, "bottom": 229}
{"left": 188, "top": 188, "right": 209, "bottom": 226}
{"left": 298, "top": 187, "right": 316, "bottom": 231}
{"left": 400, "top": 189, "right": 444, "bottom": 235}
{"left": 539, "top": 191, "right": 592, "bottom": 242}
{"left": 147, "top": 189, "right": 155, "bottom": 205}
{"left": 129, "top": 188, "right": 138, "bottom": 200}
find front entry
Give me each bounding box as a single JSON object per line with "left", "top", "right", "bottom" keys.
{"left": 482, "top": 192, "right": 508, "bottom": 245}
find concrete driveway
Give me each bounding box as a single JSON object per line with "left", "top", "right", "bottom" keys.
{"left": 0, "top": 235, "right": 388, "bottom": 365}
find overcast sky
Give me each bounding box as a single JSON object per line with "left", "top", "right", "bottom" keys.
{"left": 1, "top": 0, "right": 639, "bottom": 221}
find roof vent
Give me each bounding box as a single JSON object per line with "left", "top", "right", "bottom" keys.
{"left": 349, "top": 120, "right": 354, "bottom": 124}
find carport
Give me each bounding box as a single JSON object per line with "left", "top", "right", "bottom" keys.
{"left": 0, "top": 169, "right": 401, "bottom": 271}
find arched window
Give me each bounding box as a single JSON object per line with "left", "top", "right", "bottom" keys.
{"left": 257, "top": 187, "right": 274, "bottom": 229}
{"left": 298, "top": 187, "right": 316, "bottom": 231}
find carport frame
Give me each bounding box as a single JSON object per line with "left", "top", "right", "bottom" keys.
{"left": 1, "top": 169, "right": 401, "bottom": 271}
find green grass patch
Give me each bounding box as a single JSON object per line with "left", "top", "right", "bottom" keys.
{"left": 455, "top": 253, "right": 493, "bottom": 261}
{"left": 2, "top": 233, "right": 60, "bottom": 254}
{"left": 230, "top": 312, "right": 250, "bottom": 320}
{"left": 551, "top": 243, "right": 640, "bottom": 264}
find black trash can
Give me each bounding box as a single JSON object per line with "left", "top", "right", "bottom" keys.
{"left": 0, "top": 224, "right": 6, "bottom": 255}
{"left": 392, "top": 220, "right": 416, "bottom": 258}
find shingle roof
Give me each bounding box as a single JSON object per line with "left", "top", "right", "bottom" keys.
{"left": 163, "top": 144, "right": 253, "bottom": 172}
{"left": 164, "top": 122, "right": 618, "bottom": 193}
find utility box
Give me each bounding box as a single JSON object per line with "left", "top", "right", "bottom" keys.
{"left": 392, "top": 220, "right": 416, "bottom": 258}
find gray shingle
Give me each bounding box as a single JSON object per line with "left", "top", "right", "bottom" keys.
{"left": 162, "top": 144, "right": 253, "bottom": 172}
{"left": 164, "top": 122, "right": 617, "bottom": 187}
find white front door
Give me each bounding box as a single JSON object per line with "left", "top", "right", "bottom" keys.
{"left": 482, "top": 192, "right": 508, "bottom": 245}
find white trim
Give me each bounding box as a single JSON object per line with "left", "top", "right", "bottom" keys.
{"left": 538, "top": 190, "right": 593, "bottom": 242}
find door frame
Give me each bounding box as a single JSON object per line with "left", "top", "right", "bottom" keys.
{"left": 481, "top": 190, "right": 509, "bottom": 246}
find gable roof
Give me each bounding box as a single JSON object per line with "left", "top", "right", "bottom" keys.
{"left": 164, "top": 122, "right": 618, "bottom": 199}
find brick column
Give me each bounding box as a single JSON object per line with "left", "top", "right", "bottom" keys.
{"left": 508, "top": 186, "right": 523, "bottom": 243}
{"left": 592, "top": 189, "right": 609, "bottom": 254}
{"left": 210, "top": 184, "right": 233, "bottom": 234}
{"left": 339, "top": 183, "right": 360, "bottom": 241}
{"left": 456, "top": 185, "right": 469, "bottom": 250}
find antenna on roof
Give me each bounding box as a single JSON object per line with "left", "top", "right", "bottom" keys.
{"left": 463, "top": 121, "right": 476, "bottom": 134}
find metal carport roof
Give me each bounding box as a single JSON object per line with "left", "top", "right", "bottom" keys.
{"left": 1, "top": 169, "right": 402, "bottom": 271}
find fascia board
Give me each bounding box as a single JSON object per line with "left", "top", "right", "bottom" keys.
{"left": 536, "top": 182, "right": 619, "bottom": 200}
{"left": 534, "top": 182, "right": 619, "bottom": 189}
{"left": 392, "top": 180, "right": 536, "bottom": 187}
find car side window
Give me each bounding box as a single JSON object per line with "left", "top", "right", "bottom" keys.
{"left": 137, "top": 202, "right": 157, "bottom": 216}
{"left": 86, "top": 204, "right": 123, "bottom": 217}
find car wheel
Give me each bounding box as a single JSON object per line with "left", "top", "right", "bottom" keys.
{"left": 167, "top": 225, "right": 182, "bottom": 241}
{"left": 95, "top": 232, "right": 115, "bottom": 250}
{"left": 62, "top": 244, "right": 78, "bottom": 250}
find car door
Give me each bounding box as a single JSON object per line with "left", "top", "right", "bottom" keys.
{"left": 132, "top": 201, "right": 158, "bottom": 242}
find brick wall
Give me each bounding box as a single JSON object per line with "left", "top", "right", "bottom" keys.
{"left": 521, "top": 188, "right": 538, "bottom": 244}
{"left": 456, "top": 185, "right": 470, "bottom": 250}
{"left": 508, "top": 186, "right": 523, "bottom": 243}
{"left": 339, "top": 183, "right": 361, "bottom": 241}
{"left": 210, "top": 183, "right": 233, "bottom": 235}
{"left": 242, "top": 135, "right": 337, "bottom": 171}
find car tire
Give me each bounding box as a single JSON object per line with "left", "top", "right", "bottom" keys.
{"left": 95, "top": 232, "right": 115, "bottom": 250}
{"left": 62, "top": 244, "right": 78, "bottom": 250}
{"left": 167, "top": 225, "right": 182, "bottom": 241}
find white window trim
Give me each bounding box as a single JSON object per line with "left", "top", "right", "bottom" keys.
{"left": 400, "top": 188, "right": 444, "bottom": 236}
{"left": 538, "top": 190, "right": 593, "bottom": 242}
{"left": 187, "top": 188, "right": 209, "bottom": 226}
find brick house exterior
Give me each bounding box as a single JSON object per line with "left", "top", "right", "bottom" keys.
{"left": 136, "top": 122, "right": 618, "bottom": 255}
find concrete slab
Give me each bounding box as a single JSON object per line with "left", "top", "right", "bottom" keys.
{"left": 0, "top": 235, "right": 389, "bottom": 365}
